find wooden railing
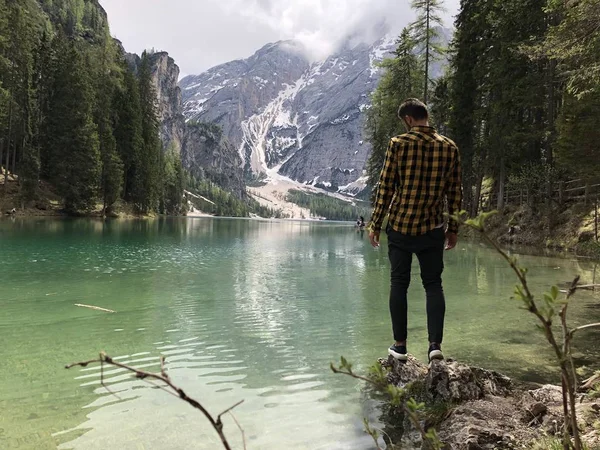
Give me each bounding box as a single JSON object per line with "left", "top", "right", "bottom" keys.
{"left": 480, "top": 179, "right": 600, "bottom": 211}
{"left": 478, "top": 179, "right": 599, "bottom": 241}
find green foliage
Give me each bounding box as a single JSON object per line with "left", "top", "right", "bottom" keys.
{"left": 286, "top": 189, "right": 372, "bottom": 221}
{"left": 430, "top": 73, "right": 450, "bottom": 135}
{"left": 556, "top": 92, "right": 600, "bottom": 183}
{"left": 331, "top": 357, "right": 444, "bottom": 450}
{"left": 161, "top": 145, "right": 185, "bottom": 215}
{"left": 44, "top": 36, "right": 100, "bottom": 213}
{"left": 0, "top": 0, "right": 194, "bottom": 216}
{"left": 185, "top": 173, "right": 285, "bottom": 218}
{"left": 137, "top": 51, "right": 162, "bottom": 213}
{"left": 446, "top": 0, "right": 600, "bottom": 214}
{"left": 542, "top": 0, "right": 600, "bottom": 98}
{"left": 409, "top": 0, "right": 447, "bottom": 103}
{"left": 114, "top": 66, "right": 144, "bottom": 204}
{"left": 365, "top": 28, "right": 423, "bottom": 193}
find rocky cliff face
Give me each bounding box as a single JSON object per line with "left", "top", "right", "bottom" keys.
{"left": 148, "top": 52, "right": 186, "bottom": 154}
{"left": 180, "top": 41, "right": 311, "bottom": 169}
{"left": 180, "top": 29, "right": 451, "bottom": 196}
{"left": 182, "top": 122, "right": 246, "bottom": 198}
{"left": 128, "top": 51, "right": 247, "bottom": 198}
{"left": 180, "top": 37, "right": 397, "bottom": 194}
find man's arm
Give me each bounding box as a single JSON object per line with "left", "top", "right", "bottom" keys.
{"left": 446, "top": 146, "right": 463, "bottom": 236}
{"left": 369, "top": 139, "right": 399, "bottom": 239}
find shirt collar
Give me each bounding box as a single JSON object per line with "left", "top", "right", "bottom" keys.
{"left": 410, "top": 125, "right": 436, "bottom": 134}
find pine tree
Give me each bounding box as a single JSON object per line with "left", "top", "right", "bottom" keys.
{"left": 556, "top": 92, "right": 600, "bottom": 184}
{"left": 409, "top": 0, "right": 446, "bottom": 103}
{"left": 114, "top": 65, "right": 144, "bottom": 203}
{"left": 137, "top": 51, "right": 162, "bottom": 213}
{"left": 44, "top": 36, "right": 100, "bottom": 213}
{"left": 365, "top": 28, "right": 423, "bottom": 193}
{"left": 1, "top": 2, "right": 36, "bottom": 196}
{"left": 430, "top": 73, "right": 450, "bottom": 135}
{"left": 542, "top": 0, "right": 600, "bottom": 98}
{"left": 160, "top": 144, "right": 184, "bottom": 215}
{"left": 94, "top": 37, "right": 124, "bottom": 214}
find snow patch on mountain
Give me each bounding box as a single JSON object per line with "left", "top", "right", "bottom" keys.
{"left": 240, "top": 75, "right": 308, "bottom": 173}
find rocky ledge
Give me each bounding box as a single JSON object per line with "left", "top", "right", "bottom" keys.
{"left": 378, "top": 356, "right": 600, "bottom": 450}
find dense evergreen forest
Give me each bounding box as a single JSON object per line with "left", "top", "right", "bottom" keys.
{"left": 0, "top": 0, "right": 190, "bottom": 215}
{"left": 286, "top": 189, "right": 372, "bottom": 221}
{"left": 186, "top": 173, "right": 285, "bottom": 218}
{"left": 367, "top": 0, "right": 600, "bottom": 228}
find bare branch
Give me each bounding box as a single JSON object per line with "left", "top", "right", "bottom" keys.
{"left": 217, "top": 400, "right": 245, "bottom": 423}
{"left": 99, "top": 352, "right": 121, "bottom": 400}
{"left": 560, "top": 284, "right": 600, "bottom": 293}
{"left": 569, "top": 322, "right": 600, "bottom": 336}
{"left": 74, "top": 303, "right": 115, "bottom": 313}
{"left": 160, "top": 355, "right": 168, "bottom": 379}
{"left": 66, "top": 353, "right": 238, "bottom": 450}
{"left": 330, "top": 364, "right": 377, "bottom": 385}
{"left": 228, "top": 412, "right": 247, "bottom": 450}
{"left": 65, "top": 358, "right": 102, "bottom": 369}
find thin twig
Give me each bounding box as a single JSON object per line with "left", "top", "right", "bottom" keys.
{"left": 99, "top": 352, "right": 121, "bottom": 400}
{"left": 74, "top": 304, "right": 116, "bottom": 313}
{"left": 330, "top": 365, "right": 378, "bottom": 385}
{"left": 569, "top": 322, "right": 600, "bottom": 336}
{"left": 66, "top": 353, "right": 238, "bottom": 450}
{"left": 160, "top": 355, "right": 168, "bottom": 379}
{"left": 217, "top": 400, "right": 245, "bottom": 423}
{"left": 228, "top": 411, "right": 247, "bottom": 450}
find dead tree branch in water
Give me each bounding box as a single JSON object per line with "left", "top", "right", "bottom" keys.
{"left": 66, "top": 352, "right": 244, "bottom": 450}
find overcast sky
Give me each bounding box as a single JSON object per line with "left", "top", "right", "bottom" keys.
{"left": 99, "top": 0, "right": 461, "bottom": 78}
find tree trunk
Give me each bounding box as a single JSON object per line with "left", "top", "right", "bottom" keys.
{"left": 546, "top": 179, "right": 554, "bottom": 231}
{"left": 558, "top": 181, "right": 564, "bottom": 206}
{"left": 4, "top": 100, "right": 13, "bottom": 193}
{"left": 497, "top": 157, "right": 505, "bottom": 210}
{"left": 585, "top": 183, "right": 590, "bottom": 205}
{"left": 472, "top": 174, "right": 484, "bottom": 216}
{"left": 0, "top": 139, "right": 3, "bottom": 191}
{"left": 424, "top": 1, "right": 431, "bottom": 104}
{"left": 5, "top": 137, "right": 11, "bottom": 191}
{"left": 595, "top": 197, "right": 598, "bottom": 242}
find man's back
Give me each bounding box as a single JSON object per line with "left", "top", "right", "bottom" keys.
{"left": 370, "top": 125, "right": 461, "bottom": 237}
{"left": 368, "top": 98, "right": 461, "bottom": 364}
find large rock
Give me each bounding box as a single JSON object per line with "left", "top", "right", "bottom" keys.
{"left": 378, "top": 356, "right": 598, "bottom": 450}
{"left": 382, "top": 356, "right": 512, "bottom": 403}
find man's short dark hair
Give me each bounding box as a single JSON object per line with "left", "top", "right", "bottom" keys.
{"left": 398, "top": 98, "right": 429, "bottom": 121}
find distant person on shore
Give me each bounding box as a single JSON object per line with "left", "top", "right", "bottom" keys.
{"left": 368, "top": 98, "right": 462, "bottom": 363}
{"left": 356, "top": 216, "right": 366, "bottom": 229}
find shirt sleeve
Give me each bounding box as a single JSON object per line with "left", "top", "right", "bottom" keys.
{"left": 446, "top": 146, "right": 463, "bottom": 234}
{"left": 369, "top": 139, "right": 399, "bottom": 233}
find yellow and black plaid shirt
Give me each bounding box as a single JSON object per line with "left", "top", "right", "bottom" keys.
{"left": 369, "top": 126, "right": 462, "bottom": 236}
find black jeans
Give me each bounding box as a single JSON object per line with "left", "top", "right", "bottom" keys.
{"left": 387, "top": 226, "right": 446, "bottom": 344}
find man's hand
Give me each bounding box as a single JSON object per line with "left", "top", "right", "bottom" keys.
{"left": 369, "top": 231, "right": 380, "bottom": 248}
{"left": 445, "top": 232, "right": 458, "bottom": 251}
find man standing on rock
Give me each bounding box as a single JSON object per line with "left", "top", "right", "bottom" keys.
{"left": 368, "top": 98, "right": 462, "bottom": 363}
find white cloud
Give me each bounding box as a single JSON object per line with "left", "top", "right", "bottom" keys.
{"left": 99, "top": 0, "right": 460, "bottom": 76}
{"left": 210, "top": 0, "right": 414, "bottom": 61}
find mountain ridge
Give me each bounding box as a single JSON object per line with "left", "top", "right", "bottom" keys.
{"left": 180, "top": 32, "right": 405, "bottom": 196}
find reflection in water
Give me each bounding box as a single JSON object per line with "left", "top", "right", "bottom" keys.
{"left": 0, "top": 217, "right": 598, "bottom": 449}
